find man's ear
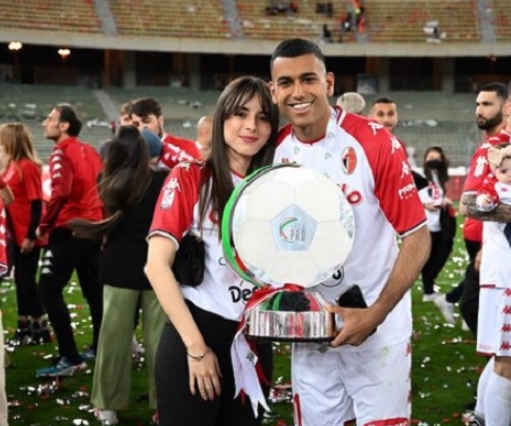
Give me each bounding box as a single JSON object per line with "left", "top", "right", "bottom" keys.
{"left": 325, "top": 72, "right": 335, "bottom": 97}
{"left": 269, "top": 81, "right": 277, "bottom": 104}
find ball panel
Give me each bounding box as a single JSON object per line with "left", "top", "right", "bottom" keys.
{"left": 294, "top": 181, "right": 343, "bottom": 222}
{"left": 308, "top": 222, "right": 353, "bottom": 271}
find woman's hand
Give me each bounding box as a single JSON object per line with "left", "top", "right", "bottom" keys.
{"left": 187, "top": 347, "right": 222, "bottom": 400}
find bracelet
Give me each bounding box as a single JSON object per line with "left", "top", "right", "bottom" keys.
{"left": 187, "top": 348, "right": 209, "bottom": 362}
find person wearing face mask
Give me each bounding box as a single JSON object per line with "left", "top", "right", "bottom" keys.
{"left": 418, "top": 147, "right": 456, "bottom": 303}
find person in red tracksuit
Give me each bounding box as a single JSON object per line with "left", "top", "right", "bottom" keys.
{"left": 129, "top": 97, "right": 201, "bottom": 168}
{"left": 35, "top": 103, "right": 104, "bottom": 378}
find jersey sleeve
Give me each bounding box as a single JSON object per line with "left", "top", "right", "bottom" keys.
{"left": 371, "top": 133, "right": 426, "bottom": 237}
{"left": 463, "top": 146, "right": 491, "bottom": 194}
{"left": 38, "top": 149, "right": 73, "bottom": 234}
{"left": 21, "top": 161, "right": 43, "bottom": 201}
{"left": 160, "top": 136, "right": 202, "bottom": 169}
{"left": 148, "top": 163, "right": 202, "bottom": 246}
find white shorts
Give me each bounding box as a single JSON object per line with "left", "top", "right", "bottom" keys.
{"left": 477, "top": 287, "right": 511, "bottom": 356}
{"left": 291, "top": 340, "right": 411, "bottom": 426}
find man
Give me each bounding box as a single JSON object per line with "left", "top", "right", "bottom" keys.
{"left": 369, "top": 96, "right": 419, "bottom": 168}
{"left": 335, "top": 92, "right": 366, "bottom": 115}
{"left": 270, "top": 38, "right": 430, "bottom": 426}
{"left": 195, "top": 115, "right": 212, "bottom": 158}
{"left": 369, "top": 96, "right": 399, "bottom": 132}
{"left": 129, "top": 97, "right": 201, "bottom": 168}
{"left": 35, "top": 104, "right": 104, "bottom": 377}
{"left": 435, "top": 82, "right": 509, "bottom": 334}
{"left": 459, "top": 82, "right": 511, "bottom": 426}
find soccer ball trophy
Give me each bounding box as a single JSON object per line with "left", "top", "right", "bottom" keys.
{"left": 222, "top": 163, "right": 355, "bottom": 342}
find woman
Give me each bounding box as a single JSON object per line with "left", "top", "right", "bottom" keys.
{"left": 0, "top": 123, "right": 49, "bottom": 345}
{"left": 69, "top": 125, "right": 168, "bottom": 425}
{"left": 419, "top": 146, "right": 456, "bottom": 302}
{"left": 145, "top": 76, "right": 279, "bottom": 426}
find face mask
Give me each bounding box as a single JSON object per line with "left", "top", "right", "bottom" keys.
{"left": 424, "top": 159, "right": 445, "bottom": 170}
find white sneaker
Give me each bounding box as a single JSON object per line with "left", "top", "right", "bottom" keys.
{"left": 422, "top": 292, "right": 440, "bottom": 302}
{"left": 95, "top": 409, "right": 118, "bottom": 425}
{"left": 132, "top": 335, "right": 145, "bottom": 356}
{"left": 461, "top": 319, "right": 470, "bottom": 332}
{"left": 434, "top": 295, "right": 455, "bottom": 324}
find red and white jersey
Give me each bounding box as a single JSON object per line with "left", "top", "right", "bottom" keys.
{"left": 274, "top": 107, "right": 426, "bottom": 350}
{"left": 149, "top": 161, "right": 255, "bottom": 321}
{"left": 479, "top": 178, "right": 511, "bottom": 288}
{"left": 462, "top": 129, "right": 511, "bottom": 242}
{"left": 160, "top": 133, "right": 201, "bottom": 169}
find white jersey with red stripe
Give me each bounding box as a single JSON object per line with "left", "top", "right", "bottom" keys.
{"left": 149, "top": 161, "right": 256, "bottom": 321}
{"left": 480, "top": 179, "right": 511, "bottom": 289}
{"left": 274, "top": 107, "right": 426, "bottom": 350}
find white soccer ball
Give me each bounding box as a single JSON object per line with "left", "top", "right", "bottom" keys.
{"left": 231, "top": 165, "right": 355, "bottom": 288}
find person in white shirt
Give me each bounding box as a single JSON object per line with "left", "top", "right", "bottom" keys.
{"left": 269, "top": 38, "right": 430, "bottom": 426}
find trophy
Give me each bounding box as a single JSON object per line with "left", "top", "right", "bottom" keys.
{"left": 222, "top": 163, "right": 355, "bottom": 342}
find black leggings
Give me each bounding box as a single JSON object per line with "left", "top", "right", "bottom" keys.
{"left": 421, "top": 230, "right": 453, "bottom": 295}
{"left": 155, "top": 302, "right": 273, "bottom": 426}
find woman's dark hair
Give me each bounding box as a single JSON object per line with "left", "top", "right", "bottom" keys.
{"left": 69, "top": 125, "right": 153, "bottom": 238}
{"left": 423, "top": 146, "right": 449, "bottom": 191}
{"left": 199, "top": 76, "right": 279, "bottom": 233}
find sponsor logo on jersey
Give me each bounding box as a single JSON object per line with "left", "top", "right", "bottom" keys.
{"left": 341, "top": 147, "right": 357, "bottom": 175}
{"left": 160, "top": 177, "right": 180, "bottom": 210}
{"left": 398, "top": 183, "right": 415, "bottom": 200}
{"left": 339, "top": 183, "right": 363, "bottom": 205}
{"left": 229, "top": 284, "right": 255, "bottom": 303}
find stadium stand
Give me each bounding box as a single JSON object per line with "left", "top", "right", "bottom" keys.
{"left": 0, "top": 84, "right": 111, "bottom": 159}
{"left": 237, "top": 0, "right": 355, "bottom": 42}
{"left": 494, "top": 0, "right": 511, "bottom": 41}
{"left": 108, "top": 0, "right": 231, "bottom": 38}
{"left": 0, "top": 0, "right": 102, "bottom": 33}
{"left": 365, "top": 0, "right": 480, "bottom": 42}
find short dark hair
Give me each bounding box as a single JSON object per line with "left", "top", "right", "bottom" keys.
{"left": 508, "top": 79, "right": 511, "bottom": 100}
{"left": 270, "top": 38, "right": 325, "bottom": 70}
{"left": 129, "top": 98, "right": 162, "bottom": 118}
{"left": 55, "top": 103, "right": 82, "bottom": 137}
{"left": 372, "top": 96, "right": 395, "bottom": 105}
{"left": 479, "top": 82, "right": 508, "bottom": 102}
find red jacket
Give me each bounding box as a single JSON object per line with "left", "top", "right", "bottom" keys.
{"left": 39, "top": 137, "right": 103, "bottom": 235}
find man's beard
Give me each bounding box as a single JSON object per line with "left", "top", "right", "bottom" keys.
{"left": 477, "top": 112, "right": 503, "bottom": 131}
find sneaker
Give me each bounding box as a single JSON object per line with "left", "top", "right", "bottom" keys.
{"left": 151, "top": 411, "right": 159, "bottom": 425}
{"left": 11, "top": 320, "right": 31, "bottom": 346}
{"left": 434, "top": 294, "right": 455, "bottom": 324}
{"left": 422, "top": 292, "right": 440, "bottom": 302}
{"left": 36, "top": 356, "right": 86, "bottom": 378}
{"left": 80, "top": 348, "right": 96, "bottom": 362}
{"left": 463, "top": 411, "right": 485, "bottom": 426}
{"left": 95, "top": 409, "right": 118, "bottom": 425}
{"left": 30, "top": 320, "right": 53, "bottom": 345}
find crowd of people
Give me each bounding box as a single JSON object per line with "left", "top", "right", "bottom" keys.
{"left": 0, "top": 37, "right": 508, "bottom": 426}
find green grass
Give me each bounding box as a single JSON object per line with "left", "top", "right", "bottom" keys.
{"left": 1, "top": 227, "right": 482, "bottom": 425}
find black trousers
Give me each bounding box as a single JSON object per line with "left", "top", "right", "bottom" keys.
{"left": 11, "top": 243, "right": 44, "bottom": 317}
{"left": 38, "top": 228, "right": 103, "bottom": 363}
{"left": 459, "top": 239, "right": 482, "bottom": 337}
{"left": 421, "top": 230, "right": 453, "bottom": 295}
{"left": 155, "top": 302, "right": 273, "bottom": 426}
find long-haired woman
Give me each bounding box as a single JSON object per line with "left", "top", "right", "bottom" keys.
{"left": 145, "top": 76, "right": 279, "bottom": 426}
{"left": 69, "top": 125, "right": 168, "bottom": 425}
{"left": 0, "top": 123, "right": 50, "bottom": 344}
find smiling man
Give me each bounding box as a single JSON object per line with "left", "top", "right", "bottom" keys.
{"left": 270, "top": 38, "right": 430, "bottom": 426}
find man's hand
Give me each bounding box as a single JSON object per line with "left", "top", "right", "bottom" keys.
{"left": 326, "top": 304, "right": 381, "bottom": 347}
{"left": 20, "top": 238, "right": 35, "bottom": 254}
